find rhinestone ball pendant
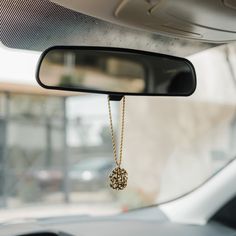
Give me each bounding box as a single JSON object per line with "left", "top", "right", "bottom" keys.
{"left": 109, "top": 167, "right": 128, "bottom": 190}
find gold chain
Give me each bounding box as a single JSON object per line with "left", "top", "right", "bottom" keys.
{"left": 108, "top": 96, "right": 128, "bottom": 190}
{"left": 107, "top": 96, "right": 125, "bottom": 167}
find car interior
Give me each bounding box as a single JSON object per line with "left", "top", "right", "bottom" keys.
{"left": 0, "top": 0, "right": 236, "bottom": 236}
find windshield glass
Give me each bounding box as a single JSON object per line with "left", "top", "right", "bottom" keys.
{"left": 0, "top": 42, "right": 236, "bottom": 220}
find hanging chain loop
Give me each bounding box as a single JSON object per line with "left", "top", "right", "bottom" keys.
{"left": 107, "top": 96, "right": 125, "bottom": 167}
{"left": 108, "top": 96, "right": 128, "bottom": 190}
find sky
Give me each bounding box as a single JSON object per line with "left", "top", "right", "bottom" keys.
{"left": 0, "top": 43, "right": 40, "bottom": 85}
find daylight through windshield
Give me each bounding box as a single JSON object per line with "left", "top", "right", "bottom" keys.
{"left": 0, "top": 43, "right": 236, "bottom": 220}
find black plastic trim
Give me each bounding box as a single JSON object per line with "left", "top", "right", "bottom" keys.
{"left": 36, "top": 46, "right": 197, "bottom": 97}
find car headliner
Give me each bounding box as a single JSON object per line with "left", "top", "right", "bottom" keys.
{"left": 1, "top": 0, "right": 218, "bottom": 57}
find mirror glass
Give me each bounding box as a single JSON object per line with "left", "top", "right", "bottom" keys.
{"left": 37, "top": 47, "right": 196, "bottom": 96}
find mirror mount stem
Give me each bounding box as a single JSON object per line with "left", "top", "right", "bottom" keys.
{"left": 108, "top": 95, "right": 124, "bottom": 101}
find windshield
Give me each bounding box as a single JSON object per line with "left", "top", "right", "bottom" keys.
{"left": 0, "top": 42, "right": 236, "bottom": 221}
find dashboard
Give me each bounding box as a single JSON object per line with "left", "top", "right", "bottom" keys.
{"left": 1, "top": 207, "right": 235, "bottom": 236}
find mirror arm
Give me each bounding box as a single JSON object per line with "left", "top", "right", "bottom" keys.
{"left": 108, "top": 95, "right": 124, "bottom": 101}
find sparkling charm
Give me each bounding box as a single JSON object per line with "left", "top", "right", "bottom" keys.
{"left": 109, "top": 167, "right": 128, "bottom": 190}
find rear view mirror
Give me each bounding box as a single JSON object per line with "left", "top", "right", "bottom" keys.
{"left": 36, "top": 46, "right": 196, "bottom": 96}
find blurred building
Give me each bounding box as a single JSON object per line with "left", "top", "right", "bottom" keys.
{"left": 0, "top": 83, "right": 113, "bottom": 207}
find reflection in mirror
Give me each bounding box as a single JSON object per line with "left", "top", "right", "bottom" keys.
{"left": 37, "top": 47, "right": 196, "bottom": 96}
{"left": 40, "top": 50, "right": 145, "bottom": 93}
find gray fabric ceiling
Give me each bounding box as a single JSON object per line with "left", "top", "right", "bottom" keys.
{"left": 0, "top": 0, "right": 215, "bottom": 56}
